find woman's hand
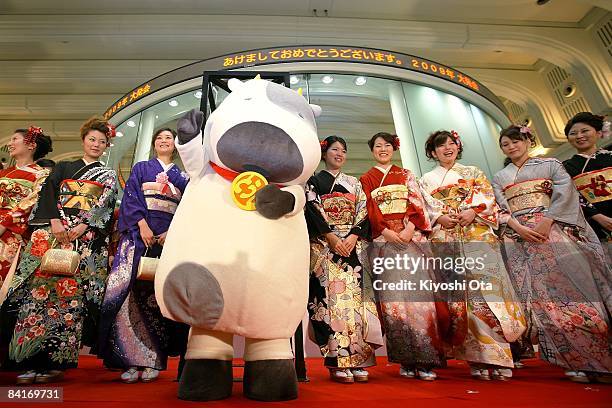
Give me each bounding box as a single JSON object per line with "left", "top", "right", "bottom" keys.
{"left": 138, "top": 219, "right": 156, "bottom": 247}
{"left": 532, "top": 217, "right": 553, "bottom": 240}
{"left": 156, "top": 232, "right": 168, "bottom": 246}
{"left": 382, "top": 228, "right": 404, "bottom": 244}
{"left": 342, "top": 234, "right": 359, "bottom": 255}
{"left": 457, "top": 209, "right": 477, "bottom": 227}
{"left": 399, "top": 221, "right": 416, "bottom": 243}
{"left": 50, "top": 218, "right": 70, "bottom": 244}
{"left": 67, "top": 223, "right": 88, "bottom": 242}
{"left": 326, "top": 233, "right": 350, "bottom": 257}
{"left": 508, "top": 218, "right": 546, "bottom": 243}
{"left": 592, "top": 214, "right": 612, "bottom": 232}
{"left": 437, "top": 214, "right": 458, "bottom": 229}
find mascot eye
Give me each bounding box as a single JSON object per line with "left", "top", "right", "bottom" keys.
{"left": 244, "top": 97, "right": 252, "bottom": 101}
{"left": 298, "top": 113, "right": 304, "bottom": 119}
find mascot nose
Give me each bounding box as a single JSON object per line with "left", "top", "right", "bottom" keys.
{"left": 217, "top": 121, "right": 304, "bottom": 183}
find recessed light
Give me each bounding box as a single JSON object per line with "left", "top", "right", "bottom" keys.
{"left": 321, "top": 75, "right": 334, "bottom": 84}
{"left": 116, "top": 131, "right": 123, "bottom": 138}
{"left": 126, "top": 120, "right": 136, "bottom": 128}
{"left": 155, "top": 115, "right": 159, "bottom": 119}
{"left": 354, "top": 76, "right": 367, "bottom": 86}
{"left": 194, "top": 91, "right": 202, "bottom": 99}
{"left": 169, "top": 100, "right": 179, "bottom": 107}
{"left": 290, "top": 75, "right": 300, "bottom": 85}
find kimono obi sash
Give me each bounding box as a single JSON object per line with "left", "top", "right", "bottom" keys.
{"left": 0, "top": 178, "right": 32, "bottom": 209}
{"left": 142, "top": 181, "right": 182, "bottom": 214}
{"left": 572, "top": 167, "right": 611, "bottom": 204}
{"left": 58, "top": 179, "right": 104, "bottom": 211}
{"left": 321, "top": 192, "right": 355, "bottom": 226}
{"left": 371, "top": 184, "right": 409, "bottom": 216}
{"left": 503, "top": 178, "right": 552, "bottom": 213}
{"left": 431, "top": 182, "right": 472, "bottom": 211}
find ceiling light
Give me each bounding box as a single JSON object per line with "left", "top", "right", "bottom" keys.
{"left": 354, "top": 76, "right": 367, "bottom": 86}
{"left": 194, "top": 91, "right": 202, "bottom": 99}
{"left": 116, "top": 131, "right": 123, "bottom": 138}
{"left": 536, "top": 0, "right": 551, "bottom": 5}
{"left": 290, "top": 75, "right": 300, "bottom": 85}
{"left": 126, "top": 120, "right": 136, "bottom": 128}
{"left": 169, "top": 100, "right": 179, "bottom": 107}
{"left": 321, "top": 75, "right": 334, "bottom": 84}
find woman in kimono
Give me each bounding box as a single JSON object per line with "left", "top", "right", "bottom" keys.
{"left": 97, "top": 128, "right": 189, "bottom": 383}
{"left": 4, "top": 117, "right": 117, "bottom": 384}
{"left": 0, "top": 127, "right": 52, "bottom": 287}
{"left": 419, "top": 130, "right": 525, "bottom": 381}
{"left": 492, "top": 124, "right": 611, "bottom": 383}
{"left": 306, "top": 135, "right": 383, "bottom": 384}
{"left": 562, "top": 112, "right": 611, "bottom": 261}
{"left": 360, "top": 132, "right": 445, "bottom": 381}
{"left": 0, "top": 127, "right": 52, "bottom": 367}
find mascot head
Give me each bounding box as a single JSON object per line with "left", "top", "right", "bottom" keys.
{"left": 203, "top": 77, "right": 322, "bottom": 185}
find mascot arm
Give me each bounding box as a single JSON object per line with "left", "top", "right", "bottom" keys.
{"left": 281, "top": 184, "right": 306, "bottom": 217}
{"left": 175, "top": 133, "right": 208, "bottom": 181}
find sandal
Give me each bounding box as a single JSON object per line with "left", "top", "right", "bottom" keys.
{"left": 350, "top": 368, "right": 369, "bottom": 382}
{"left": 399, "top": 366, "right": 416, "bottom": 378}
{"left": 569, "top": 371, "right": 590, "bottom": 383}
{"left": 417, "top": 369, "right": 437, "bottom": 381}
{"left": 16, "top": 370, "right": 37, "bottom": 385}
{"left": 491, "top": 368, "right": 512, "bottom": 381}
{"left": 141, "top": 367, "right": 159, "bottom": 383}
{"left": 330, "top": 368, "right": 354, "bottom": 384}
{"left": 120, "top": 367, "right": 139, "bottom": 384}
{"left": 471, "top": 368, "right": 491, "bottom": 381}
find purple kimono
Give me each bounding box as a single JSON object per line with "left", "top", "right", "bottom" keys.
{"left": 97, "top": 158, "right": 189, "bottom": 370}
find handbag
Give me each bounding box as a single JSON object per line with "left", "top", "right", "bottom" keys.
{"left": 136, "top": 247, "right": 158, "bottom": 281}
{"left": 39, "top": 239, "right": 80, "bottom": 277}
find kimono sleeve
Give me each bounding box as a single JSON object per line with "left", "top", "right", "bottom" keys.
{"left": 360, "top": 173, "right": 390, "bottom": 239}
{"left": 117, "top": 163, "right": 148, "bottom": 233}
{"left": 31, "top": 161, "right": 66, "bottom": 223}
{"left": 546, "top": 160, "right": 584, "bottom": 227}
{"left": 491, "top": 173, "right": 511, "bottom": 226}
{"left": 405, "top": 172, "right": 431, "bottom": 232}
{"left": 417, "top": 177, "right": 444, "bottom": 227}
{"left": 304, "top": 176, "right": 332, "bottom": 239}
{"left": 79, "top": 170, "right": 118, "bottom": 233}
{"left": 0, "top": 169, "right": 49, "bottom": 234}
{"left": 462, "top": 168, "right": 498, "bottom": 229}
{"left": 349, "top": 179, "right": 370, "bottom": 239}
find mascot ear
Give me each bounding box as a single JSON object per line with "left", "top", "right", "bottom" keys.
{"left": 228, "top": 78, "right": 244, "bottom": 92}
{"left": 310, "top": 104, "right": 322, "bottom": 118}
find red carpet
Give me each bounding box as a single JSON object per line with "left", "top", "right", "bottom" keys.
{"left": 0, "top": 356, "right": 610, "bottom": 407}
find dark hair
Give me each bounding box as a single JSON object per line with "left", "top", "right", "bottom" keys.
{"left": 320, "top": 135, "right": 347, "bottom": 154}
{"left": 14, "top": 128, "right": 53, "bottom": 161}
{"left": 498, "top": 125, "right": 536, "bottom": 148}
{"left": 564, "top": 112, "right": 604, "bottom": 137}
{"left": 36, "top": 158, "right": 56, "bottom": 169}
{"left": 151, "top": 128, "right": 177, "bottom": 148}
{"left": 80, "top": 116, "right": 112, "bottom": 142}
{"left": 425, "top": 130, "right": 463, "bottom": 160}
{"left": 367, "top": 132, "right": 398, "bottom": 151}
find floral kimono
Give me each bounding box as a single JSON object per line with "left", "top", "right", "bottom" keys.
{"left": 305, "top": 170, "right": 383, "bottom": 369}
{"left": 0, "top": 164, "right": 49, "bottom": 286}
{"left": 4, "top": 159, "right": 117, "bottom": 370}
{"left": 97, "top": 158, "right": 189, "bottom": 370}
{"left": 563, "top": 149, "right": 611, "bottom": 261}
{"left": 360, "top": 165, "right": 445, "bottom": 369}
{"left": 492, "top": 157, "right": 612, "bottom": 374}
{"left": 419, "top": 163, "right": 525, "bottom": 368}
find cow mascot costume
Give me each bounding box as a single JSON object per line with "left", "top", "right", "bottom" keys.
{"left": 154, "top": 76, "right": 321, "bottom": 401}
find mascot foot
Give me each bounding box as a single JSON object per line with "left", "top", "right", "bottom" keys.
{"left": 243, "top": 359, "right": 298, "bottom": 401}
{"left": 178, "top": 359, "right": 232, "bottom": 401}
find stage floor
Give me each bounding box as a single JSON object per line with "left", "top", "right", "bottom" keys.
{"left": 0, "top": 356, "right": 610, "bottom": 407}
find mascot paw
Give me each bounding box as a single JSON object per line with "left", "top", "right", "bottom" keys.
{"left": 255, "top": 185, "right": 295, "bottom": 219}
{"left": 178, "top": 359, "right": 233, "bottom": 401}
{"left": 243, "top": 359, "right": 298, "bottom": 401}
{"left": 176, "top": 108, "right": 204, "bottom": 144}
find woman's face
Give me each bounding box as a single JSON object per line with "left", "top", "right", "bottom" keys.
{"left": 372, "top": 137, "right": 394, "bottom": 165}
{"left": 7, "top": 132, "right": 34, "bottom": 160}
{"left": 567, "top": 122, "right": 601, "bottom": 153}
{"left": 500, "top": 135, "right": 529, "bottom": 162}
{"left": 154, "top": 130, "right": 176, "bottom": 157}
{"left": 82, "top": 130, "right": 108, "bottom": 160}
{"left": 322, "top": 141, "right": 346, "bottom": 171}
{"left": 431, "top": 136, "right": 459, "bottom": 166}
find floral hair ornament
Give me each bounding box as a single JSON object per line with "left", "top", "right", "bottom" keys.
{"left": 392, "top": 135, "right": 400, "bottom": 150}
{"left": 450, "top": 130, "right": 462, "bottom": 148}
{"left": 319, "top": 140, "right": 328, "bottom": 152}
{"left": 519, "top": 125, "right": 533, "bottom": 136}
{"left": 600, "top": 117, "right": 610, "bottom": 140}
{"left": 105, "top": 122, "right": 117, "bottom": 139}
{"left": 24, "top": 126, "right": 43, "bottom": 145}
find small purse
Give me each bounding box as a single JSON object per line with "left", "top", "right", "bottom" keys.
{"left": 136, "top": 247, "right": 158, "bottom": 281}
{"left": 40, "top": 239, "right": 80, "bottom": 277}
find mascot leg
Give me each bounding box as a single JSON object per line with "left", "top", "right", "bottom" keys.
{"left": 243, "top": 338, "right": 298, "bottom": 401}
{"left": 178, "top": 328, "right": 234, "bottom": 401}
